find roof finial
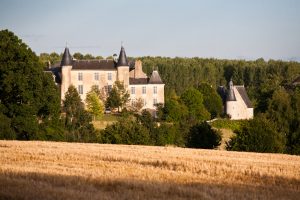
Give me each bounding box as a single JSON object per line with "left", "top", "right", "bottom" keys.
{"left": 121, "top": 41, "right": 123, "bottom": 47}
{"left": 66, "top": 42, "right": 68, "bottom": 48}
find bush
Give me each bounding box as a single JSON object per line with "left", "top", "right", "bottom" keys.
{"left": 187, "top": 122, "right": 222, "bottom": 149}
{"left": 226, "top": 115, "right": 286, "bottom": 153}
{"left": 99, "top": 116, "right": 151, "bottom": 145}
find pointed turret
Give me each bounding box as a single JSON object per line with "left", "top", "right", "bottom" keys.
{"left": 149, "top": 70, "right": 163, "bottom": 84}
{"left": 227, "top": 78, "right": 236, "bottom": 101}
{"left": 116, "top": 46, "right": 128, "bottom": 67}
{"left": 61, "top": 47, "right": 73, "bottom": 66}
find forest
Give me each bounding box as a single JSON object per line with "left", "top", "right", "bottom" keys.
{"left": 1, "top": 29, "right": 300, "bottom": 155}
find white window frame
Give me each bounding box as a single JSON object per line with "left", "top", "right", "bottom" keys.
{"left": 108, "top": 72, "right": 112, "bottom": 81}
{"left": 131, "top": 86, "right": 135, "bottom": 95}
{"left": 107, "top": 85, "right": 112, "bottom": 93}
{"left": 142, "top": 86, "right": 146, "bottom": 94}
{"left": 94, "top": 72, "right": 99, "bottom": 81}
{"left": 153, "top": 86, "right": 157, "bottom": 94}
{"left": 153, "top": 98, "right": 157, "bottom": 106}
{"left": 78, "top": 85, "right": 83, "bottom": 94}
{"left": 78, "top": 72, "right": 83, "bottom": 81}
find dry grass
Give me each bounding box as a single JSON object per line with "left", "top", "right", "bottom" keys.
{"left": 218, "top": 128, "right": 235, "bottom": 150}
{"left": 0, "top": 140, "right": 299, "bottom": 200}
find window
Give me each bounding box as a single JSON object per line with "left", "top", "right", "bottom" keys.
{"left": 78, "top": 72, "right": 83, "bottom": 81}
{"left": 94, "top": 72, "right": 99, "bottom": 80}
{"left": 107, "top": 85, "right": 112, "bottom": 93}
{"left": 142, "top": 86, "right": 146, "bottom": 94}
{"left": 143, "top": 99, "right": 147, "bottom": 106}
{"left": 108, "top": 72, "right": 112, "bottom": 81}
{"left": 131, "top": 99, "right": 136, "bottom": 107}
{"left": 78, "top": 85, "right": 83, "bottom": 94}
{"left": 153, "top": 86, "right": 157, "bottom": 94}
{"left": 153, "top": 98, "right": 157, "bottom": 106}
{"left": 131, "top": 87, "right": 135, "bottom": 95}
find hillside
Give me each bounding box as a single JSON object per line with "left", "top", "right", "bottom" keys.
{"left": 0, "top": 140, "right": 299, "bottom": 200}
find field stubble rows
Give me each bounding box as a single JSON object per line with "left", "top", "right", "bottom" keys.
{"left": 0, "top": 140, "right": 299, "bottom": 199}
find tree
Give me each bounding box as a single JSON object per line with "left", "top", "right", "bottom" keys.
{"left": 0, "top": 29, "right": 61, "bottom": 140}
{"left": 85, "top": 87, "right": 104, "bottom": 120}
{"left": 180, "top": 88, "right": 210, "bottom": 122}
{"left": 197, "top": 83, "right": 223, "bottom": 118}
{"left": 187, "top": 122, "right": 221, "bottom": 149}
{"left": 100, "top": 114, "right": 150, "bottom": 145}
{"left": 266, "top": 88, "right": 293, "bottom": 135}
{"left": 226, "top": 115, "right": 286, "bottom": 153}
{"left": 106, "top": 81, "right": 130, "bottom": 112}
{"left": 161, "top": 99, "right": 188, "bottom": 122}
{"left": 73, "top": 52, "right": 84, "bottom": 60}
{"left": 83, "top": 54, "right": 94, "bottom": 60}
{"left": 63, "top": 85, "right": 94, "bottom": 142}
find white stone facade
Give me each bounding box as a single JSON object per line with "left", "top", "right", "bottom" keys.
{"left": 57, "top": 47, "right": 164, "bottom": 112}
{"left": 225, "top": 81, "right": 254, "bottom": 120}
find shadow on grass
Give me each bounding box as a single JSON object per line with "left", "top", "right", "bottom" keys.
{"left": 0, "top": 170, "right": 299, "bottom": 200}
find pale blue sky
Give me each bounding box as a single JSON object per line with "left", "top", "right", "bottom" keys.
{"left": 0, "top": 0, "right": 299, "bottom": 60}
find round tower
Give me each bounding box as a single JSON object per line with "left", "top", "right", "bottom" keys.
{"left": 116, "top": 46, "right": 129, "bottom": 89}
{"left": 60, "top": 47, "right": 73, "bottom": 101}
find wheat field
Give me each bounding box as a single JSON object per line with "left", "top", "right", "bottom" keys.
{"left": 0, "top": 140, "right": 299, "bottom": 200}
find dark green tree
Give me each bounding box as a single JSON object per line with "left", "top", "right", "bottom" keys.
{"left": 106, "top": 81, "right": 129, "bottom": 112}
{"left": 197, "top": 83, "right": 223, "bottom": 118}
{"left": 187, "top": 122, "right": 221, "bottom": 149}
{"left": 63, "top": 85, "right": 95, "bottom": 142}
{"left": 100, "top": 114, "right": 150, "bottom": 145}
{"left": 180, "top": 87, "right": 210, "bottom": 122}
{"left": 226, "top": 115, "right": 286, "bottom": 153}
{"left": 0, "top": 29, "right": 61, "bottom": 140}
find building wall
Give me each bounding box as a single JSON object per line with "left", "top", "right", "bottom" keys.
{"left": 226, "top": 86, "right": 254, "bottom": 120}
{"left": 60, "top": 63, "right": 164, "bottom": 111}
{"left": 129, "top": 84, "right": 165, "bottom": 110}
{"left": 63, "top": 69, "right": 117, "bottom": 102}
{"left": 117, "top": 66, "right": 129, "bottom": 89}
{"left": 61, "top": 65, "right": 72, "bottom": 101}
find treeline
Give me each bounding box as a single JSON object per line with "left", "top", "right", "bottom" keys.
{"left": 1, "top": 29, "right": 300, "bottom": 155}
{"left": 139, "top": 56, "right": 300, "bottom": 112}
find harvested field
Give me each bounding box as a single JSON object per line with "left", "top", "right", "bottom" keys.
{"left": 0, "top": 140, "right": 299, "bottom": 199}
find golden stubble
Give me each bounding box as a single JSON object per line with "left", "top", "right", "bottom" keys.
{"left": 0, "top": 140, "right": 299, "bottom": 200}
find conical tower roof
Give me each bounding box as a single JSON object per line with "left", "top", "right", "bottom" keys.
{"left": 116, "top": 46, "right": 128, "bottom": 67}
{"left": 149, "top": 70, "right": 163, "bottom": 84}
{"left": 61, "top": 47, "right": 73, "bottom": 66}
{"left": 226, "top": 79, "right": 236, "bottom": 101}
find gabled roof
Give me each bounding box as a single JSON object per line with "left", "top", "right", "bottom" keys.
{"left": 61, "top": 47, "right": 73, "bottom": 66}
{"left": 117, "top": 46, "right": 128, "bottom": 67}
{"left": 148, "top": 70, "right": 163, "bottom": 84}
{"left": 72, "top": 60, "right": 116, "bottom": 70}
{"left": 236, "top": 86, "right": 253, "bottom": 108}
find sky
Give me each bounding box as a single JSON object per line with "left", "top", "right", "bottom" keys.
{"left": 0, "top": 0, "right": 300, "bottom": 61}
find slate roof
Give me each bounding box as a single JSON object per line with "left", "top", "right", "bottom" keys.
{"left": 129, "top": 78, "right": 148, "bottom": 85}
{"left": 226, "top": 88, "right": 236, "bottom": 101}
{"left": 236, "top": 86, "right": 253, "bottom": 108}
{"left": 72, "top": 60, "right": 116, "bottom": 70}
{"left": 45, "top": 66, "right": 62, "bottom": 84}
{"left": 148, "top": 70, "right": 163, "bottom": 84}
{"left": 117, "top": 46, "right": 128, "bottom": 67}
{"left": 61, "top": 47, "right": 73, "bottom": 66}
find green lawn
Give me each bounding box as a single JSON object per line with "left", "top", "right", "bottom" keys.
{"left": 93, "top": 114, "right": 119, "bottom": 130}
